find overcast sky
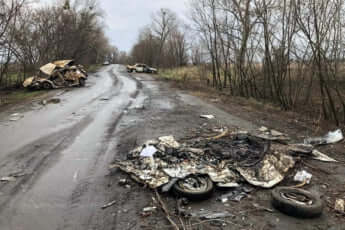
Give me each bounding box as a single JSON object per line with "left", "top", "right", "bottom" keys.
{"left": 38, "top": 0, "right": 190, "bottom": 52}
{"left": 102, "top": 0, "right": 190, "bottom": 52}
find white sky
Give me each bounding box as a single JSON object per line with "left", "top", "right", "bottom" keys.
{"left": 37, "top": 0, "right": 190, "bottom": 52}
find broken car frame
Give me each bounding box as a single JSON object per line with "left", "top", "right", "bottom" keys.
{"left": 23, "top": 60, "right": 88, "bottom": 90}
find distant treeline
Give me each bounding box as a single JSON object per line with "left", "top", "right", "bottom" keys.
{"left": 128, "top": 0, "right": 345, "bottom": 125}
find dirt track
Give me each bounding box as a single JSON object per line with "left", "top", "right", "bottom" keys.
{"left": 0, "top": 65, "right": 343, "bottom": 230}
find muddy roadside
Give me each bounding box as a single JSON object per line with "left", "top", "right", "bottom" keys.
{"left": 103, "top": 71, "right": 345, "bottom": 230}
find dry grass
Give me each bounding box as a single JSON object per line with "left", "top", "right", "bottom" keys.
{"left": 160, "top": 66, "right": 211, "bottom": 82}
{"left": 0, "top": 89, "right": 47, "bottom": 108}
{"left": 158, "top": 65, "right": 345, "bottom": 126}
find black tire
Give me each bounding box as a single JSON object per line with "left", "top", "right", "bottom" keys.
{"left": 79, "top": 78, "right": 86, "bottom": 87}
{"left": 172, "top": 175, "right": 214, "bottom": 200}
{"left": 271, "top": 187, "right": 323, "bottom": 218}
{"left": 42, "top": 81, "right": 52, "bottom": 90}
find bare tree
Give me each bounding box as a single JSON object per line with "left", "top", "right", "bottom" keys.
{"left": 0, "top": 0, "right": 25, "bottom": 87}
{"left": 151, "top": 8, "right": 177, "bottom": 67}
{"left": 0, "top": 0, "right": 116, "bottom": 88}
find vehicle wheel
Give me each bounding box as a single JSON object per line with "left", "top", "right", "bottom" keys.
{"left": 79, "top": 78, "right": 86, "bottom": 87}
{"left": 271, "top": 187, "right": 323, "bottom": 218}
{"left": 42, "top": 81, "right": 52, "bottom": 90}
{"left": 172, "top": 175, "right": 214, "bottom": 200}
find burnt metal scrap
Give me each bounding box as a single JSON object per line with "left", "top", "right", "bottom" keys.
{"left": 111, "top": 130, "right": 296, "bottom": 190}
{"left": 23, "top": 60, "right": 88, "bottom": 90}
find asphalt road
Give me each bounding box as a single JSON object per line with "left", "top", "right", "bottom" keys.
{"left": 0, "top": 65, "right": 340, "bottom": 230}
{"left": 0, "top": 65, "right": 143, "bottom": 230}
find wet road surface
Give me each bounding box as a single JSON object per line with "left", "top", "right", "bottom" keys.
{"left": 0, "top": 65, "right": 338, "bottom": 230}
{"left": 0, "top": 65, "right": 143, "bottom": 230}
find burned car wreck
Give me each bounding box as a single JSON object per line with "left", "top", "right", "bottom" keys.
{"left": 111, "top": 127, "right": 342, "bottom": 220}
{"left": 23, "top": 60, "right": 88, "bottom": 90}
{"left": 111, "top": 131, "right": 295, "bottom": 196}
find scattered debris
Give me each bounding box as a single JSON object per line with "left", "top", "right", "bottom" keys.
{"left": 141, "top": 206, "right": 157, "bottom": 217}
{"left": 293, "top": 170, "right": 312, "bottom": 184}
{"left": 111, "top": 125, "right": 342, "bottom": 212}
{"left": 101, "top": 200, "right": 117, "bottom": 210}
{"left": 140, "top": 146, "right": 157, "bottom": 157}
{"left": 0, "top": 172, "right": 27, "bottom": 182}
{"left": 8, "top": 171, "right": 28, "bottom": 178}
{"left": 304, "top": 129, "right": 343, "bottom": 146}
{"left": 118, "top": 178, "right": 129, "bottom": 186}
{"left": 134, "top": 105, "right": 145, "bottom": 110}
{"left": 258, "top": 126, "right": 268, "bottom": 132}
{"left": 9, "top": 113, "right": 24, "bottom": 121}
{"left": 200, "top": 114, "right": 215, "bottom": 120}
{"left": 206, "top": 128, "right": 228, "bottom": 140}
{"left": 218, "top": 186, "right": 253, "bottom": 203}
{"left": 158, "top": 136, "right": 180, "bottom": 149}
{"left": 288, "top": 143, "right": 313, "bottom": 154}
{"left": 312, "top": 149, "right": 337, "bottom": 162}
{"left": 270, "top": 130, "right": 284, "bottom": 137}
{"left": 218, "top": 190, "right": 247, "bottom": 203}
{"left": 0, "top": 176, "right": 16, "bottom": 182}
{"left": 256, "top": 127, "right": 290, "bottom": 142}
{"left": 253, "top": 203, "right": 274, "bottom": 213}
{"left": 210, "top": 98, "right": 220, "bottom": 103}
{"left": 334, "top": 199, "right": 345, "bottom": 213}
{"left": 117, "top": 178, "right": 131, "bottom": 189}
{"left": 288, "top": 143, "right": 338, "bottom": 162}
{"left": 42, "top": 98, "right": 61, "bottom": 105}
{"left": 191, "top": 210, "right": 234, "bottom": 219}
{"left": 254, "top": 132, "right": 290, "bottom": 142}
{"left": 48, "top": 98, "right": 61, "bottom": 104}
{"left": 142, "top": 206, "right": 157, "bottom": 212}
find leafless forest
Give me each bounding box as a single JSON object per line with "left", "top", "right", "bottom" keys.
{"left": 130, "top": 0, "right": 345, "bottom": 125}
{"left": 0, "top": 0, "right": 118, "bottom": 88}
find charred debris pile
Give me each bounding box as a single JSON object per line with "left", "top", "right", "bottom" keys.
{"left": 110, "top": 124, "right": 343, "bottom": 222}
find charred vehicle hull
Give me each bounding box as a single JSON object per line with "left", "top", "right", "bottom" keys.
{"left": 23, "top": 60, "right": 87, "bottom": 90}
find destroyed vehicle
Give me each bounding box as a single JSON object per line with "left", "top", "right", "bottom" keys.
{"left": 112, "top": 133, "right": 295, "bottom": 200}
{"left": 23, "top": 60, "right": 87, "bottom": 90}
{"left": 127, "top": 63, "right": 157, "bottom": 74}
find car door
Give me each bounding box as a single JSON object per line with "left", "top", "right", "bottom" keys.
{"left": 136, "top": 64, "right": 144, "bottom": 72}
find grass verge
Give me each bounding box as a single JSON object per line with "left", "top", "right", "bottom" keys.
{"left": 0, "top": 89, "right": 48, "bottom": 108}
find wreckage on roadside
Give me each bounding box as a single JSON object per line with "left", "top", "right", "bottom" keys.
{"left": 23, "top": 60, "right": 88, "bottom": 90}
{"left": 111, "top": 127, "right": 343, "bottom": 218}
{"left": 111, "top": 132, "right": 296, "bottom": 193}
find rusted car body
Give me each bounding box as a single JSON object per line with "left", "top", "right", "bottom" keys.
{"left": 126, "top": 63, "right": 157, "bottom": 74}
{"left": 23, "top": 60, "right": 87, "bottom": 90}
